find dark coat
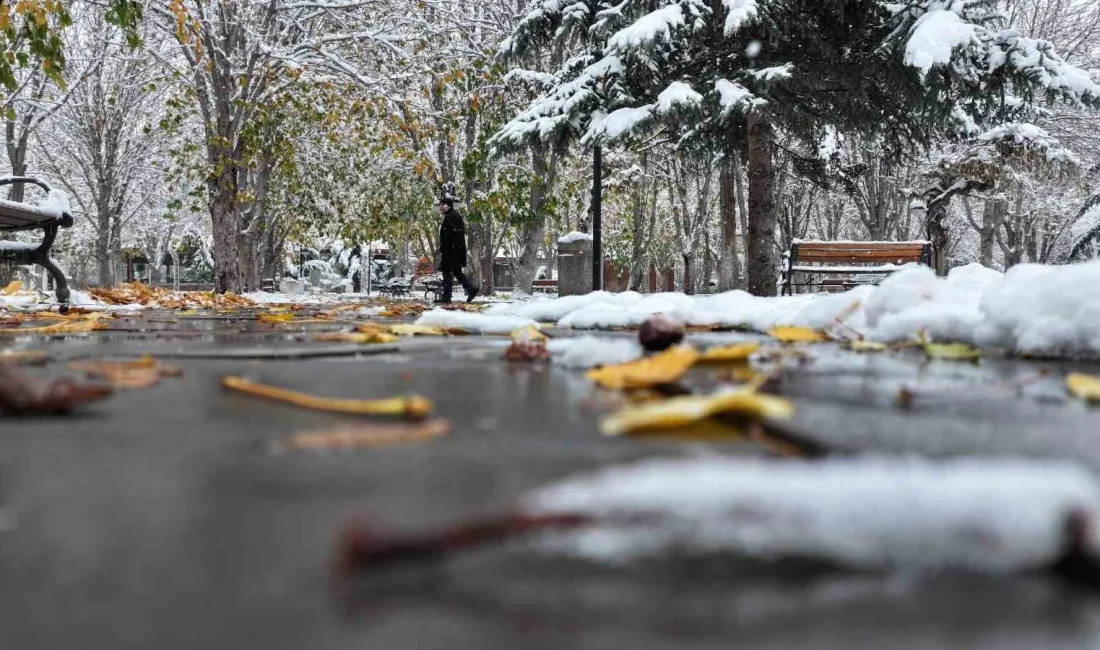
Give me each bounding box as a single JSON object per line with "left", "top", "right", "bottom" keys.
{"left": 439, "top": 206, "right": 468, "bottom": 270}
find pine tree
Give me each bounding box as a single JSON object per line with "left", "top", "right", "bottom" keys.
{"left": 496, "top": 0, "right": 1100, "bottom": 295}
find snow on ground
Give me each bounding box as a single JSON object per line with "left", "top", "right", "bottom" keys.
{"left": 547, "top": 335, "right": 644, "bottom": 369}
{"left": 417, "top": 309, "right": 536, "bottom": 334}
{"left": 525, "top": 455, "right": 1100, "bottom": 572}
{"left": 242, "top": 291, "right": 381, "bottom": 305}
{"left": 459, "top": 259, "right": 1100, "bottom": 356}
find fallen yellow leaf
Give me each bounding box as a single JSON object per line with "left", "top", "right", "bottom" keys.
{"left": 258, "top": 312, "right": 295, "bottom": 323}
{"left": 1067, "top": 373, "right": 1100, "bottom": 403}
{"left": 2, "top": 280, "right": 23, "bottom": 295}
{"left": 389, "top": 324, "right": 446, "bottom": 336}
{"left": 586, "top": 345, "right": 700, "bottom": 390}
{"left": 601, "top": 389, "right": 794, "bottom": 436}
{"left": 275, "top": 419, "right": 451, "bottom": 452}
{"left": 622, "top": 418, "right": 746, "bottom": 442}
{"left": 847, "top": 340, "right": 888, "bottom": 353}
{"left": 698, "top": 341, "right": 760, "bottom": 363}
{"left": 314, "top": 331, "right": 399, "bottom": 344}
{"left": 510, "top": 324, "right": 547, "bottom": 343}
{"left": 923, "top": 342, "right": 981, "bottom": 361}
{"left": 222, "top": 376, "right": 432, "bottom": 420}
{"left": 767, "top": 326, "right": 828, "bottom": 344}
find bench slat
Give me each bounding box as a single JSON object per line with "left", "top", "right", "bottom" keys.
{"left": 797, "top": 244, "right": 926, "bottom": 254}
{"left": 795, "top": 249, "right": 927, "bottom": 264}
{"left": 796, "top": 256, "right": 923, "bottom": 265}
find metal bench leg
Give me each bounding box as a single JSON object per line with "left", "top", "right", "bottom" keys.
{"left": 31, "top": 226, "right": 71, "bottom": 313}
{"left": 39, "top": 256, "right": 70, "bottom": 312}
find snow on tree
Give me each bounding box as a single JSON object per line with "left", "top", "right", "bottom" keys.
{"left": 1069, "top": 189, "right": 1100, "bottom": 260}
{"left": 494, "top": 0, "right": 1100, "bottom": 295}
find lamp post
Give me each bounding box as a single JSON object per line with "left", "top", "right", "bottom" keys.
{"left": 591, "top": 144, "right": 603, "bottom": 291}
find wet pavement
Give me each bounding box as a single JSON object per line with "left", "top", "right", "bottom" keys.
{"left": 3, "top": 309, "right": 1100, "bottom": 649}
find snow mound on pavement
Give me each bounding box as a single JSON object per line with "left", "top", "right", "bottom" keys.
{"left": 416, "top": 309, "right": 536, "bottom": 334}
{"left": 977, "top": 261, "right": 1100, "bottom": 356}
{"left": 547, "top": 336, "right": 644, "bottom": 369}
{"left": 430, "top": 260, "right": 1100, "bottom": 356}
{"left": 526, "top": 456, "right": 1100, "bottom": 572}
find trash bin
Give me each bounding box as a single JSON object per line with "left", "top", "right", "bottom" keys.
{"left": 557, "top": 233, "right": 593, "bottom": 296}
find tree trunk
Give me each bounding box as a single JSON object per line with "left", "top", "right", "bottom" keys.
{"left": 514, "top": 144, "right": 555, "bottom": 293}
{"left": 701, "top": 227, "right": 714, "bottom": 294}
{"left": 927, "top": 202, "right": 949, "bottom": 276}
{"left": 978, "top": 199, "right": 1007, "bottom": 267}
{"left": 717, "top": 146, "right": 742, "bottom": 291}
{"left": 746, "top": 111, "right": 779, "bottom": 297}
{"left": 732, "top": 151, "right": 749, "bottom": 290}
{"left": 210, "top": 179, "right": 240, "bottom": 293}
{"left": 682, "top": 252, "right": 695, "bottom": 295}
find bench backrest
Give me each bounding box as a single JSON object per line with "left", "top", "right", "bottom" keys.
{"left": 790, "top": 241, "right": 932, "bottom": 266}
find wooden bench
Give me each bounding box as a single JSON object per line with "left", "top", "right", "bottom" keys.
{"left": 0, "top": 177, "right": 75, "bottom": 311}
{"left": 782, "top": 240, "right": 933, "bottom": 296}
{"left": 532, "top": 279, "right": 558, "bottom": 293}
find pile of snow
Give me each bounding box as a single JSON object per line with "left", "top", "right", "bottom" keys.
{"left": 904, "top": 8, "right": 979, "bottom": 77}
{"left": 38, "top": 188, "right": 72, "bottom": 218}
{"left": 547, "top": 335, "right": 644, "bottom": 369}
{"left": 525, "top": 456, "right": 1100, "bottom": 572}
{"left": 557, "top": 231, "right": 593, "bottom": 244}
{"left": 416, "top": 309, "right": 536, "bottom": 334}
{"left": 445, "top": 259, "right": 1100, "bottom": 356}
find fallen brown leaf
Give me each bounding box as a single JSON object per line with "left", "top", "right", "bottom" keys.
{"left": 503, "top": 341, "right": 551, "bottom": 362}
{"left": 0, "top": 365, "right": 113, "bottom": 415}
{"left": 69, "top": 356, "right": 182, "bottom": 390}
{"left": 0, "top": 319, "right": 108, "bottom": 336}
{"left": 0, "top": 349, "right": 49, "bottom": 366}
{"left": 89, "top": 283, "right": 256, "bottom": 309}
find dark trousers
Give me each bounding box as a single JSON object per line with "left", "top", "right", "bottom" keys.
{"left": 441, "top": 266, "right": 472, "bottom": 302}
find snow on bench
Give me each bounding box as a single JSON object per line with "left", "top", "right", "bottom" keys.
{"left": 782, "top": 240, "right": 932, "bottom": 295}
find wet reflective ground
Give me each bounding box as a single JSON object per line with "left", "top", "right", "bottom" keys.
{"left": 3, "top": 314, "right": 1100, "bottom": 649}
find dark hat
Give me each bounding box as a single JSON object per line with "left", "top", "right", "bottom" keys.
{"left": 438, "top": 196, "right": 454, "bottom": 208}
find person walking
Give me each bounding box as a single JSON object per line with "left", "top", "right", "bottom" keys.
{"left": 436, "top": 197, "right": 479, "bottom": 304}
